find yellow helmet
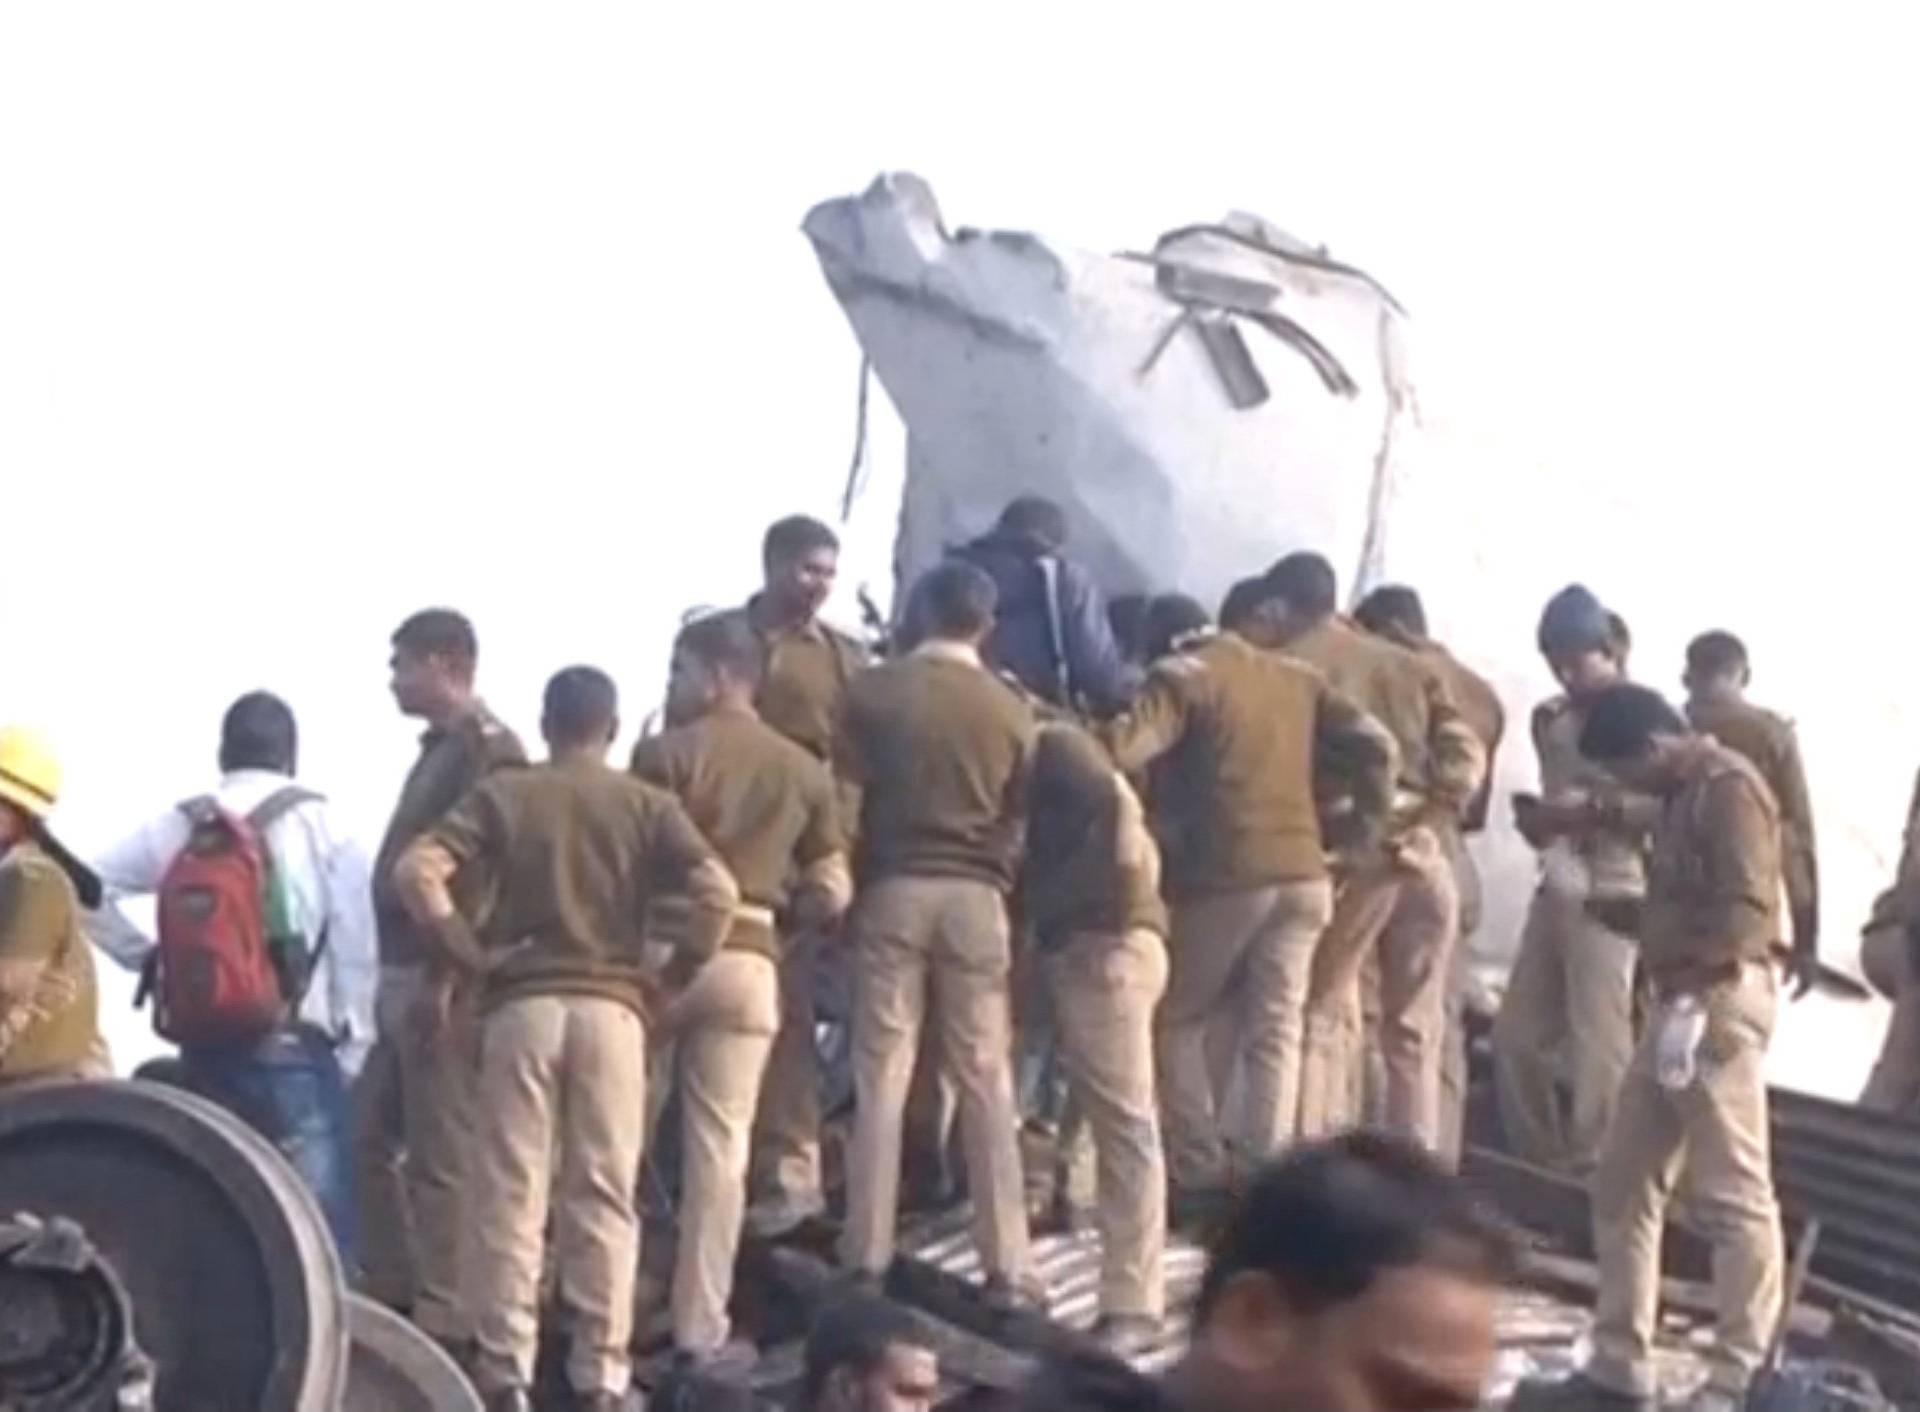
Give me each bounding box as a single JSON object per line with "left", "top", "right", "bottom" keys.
{"left": 0, "top": 726, "right": 62, "bottom": 821}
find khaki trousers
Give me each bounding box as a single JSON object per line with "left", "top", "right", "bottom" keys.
{"left": 1298, "top": 829, "right": 1457, "bottom": 1145}
{"left": 469, "top": 995, "right": 646, "bottom": 1397}
{"left": 658, "top": 951, "right": 781, "bottom": 1354}
{"left": 1045, "top": 929, "right": 1169, "bottom": 1319}
{"left": 751, "top": 932, "right": 824, "bottom": 1205}
{"left": 1589, "top": 963, "right": 1784, "bottom": 1398}
{"left": 1861, "top": 947, "right": 1920, "bottom": 1114}
{"left": 841, "top": 876, "right": 1030, "bottom": 1283}
{"left": 1437, "top": 831, "right": 1484, "bottom": 1165}
{"left": 1492, "top": 888, "right": 1637, "bottom": 1174}
{"left": 1159, "top": 880, "right": 1334, "bottom": 1188}
{"left": 352, "top": 964, "right": 478, "bottom": 1338}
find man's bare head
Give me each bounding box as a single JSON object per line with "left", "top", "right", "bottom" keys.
{"left": 1184, "top": 1133, "right": 1515, "bottom": 1412}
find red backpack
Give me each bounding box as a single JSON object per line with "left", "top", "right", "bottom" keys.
{"left": 143, "top": 788, "right": 320, "bottom": 1048}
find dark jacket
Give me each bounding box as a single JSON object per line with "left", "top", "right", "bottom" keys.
{"left": 1013, "top": 1352, "right": 1173, "bottom": 1412}
{"left": 953, "top": 531, "right": 1139, "bottom": 716}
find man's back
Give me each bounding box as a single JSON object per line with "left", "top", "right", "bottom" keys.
{"left": 88, "top": 770, "right": 377, "bottom": 1063}
{"left": 839, "top": 648, "right": 1035, "bottom": 888}
{"left": 1109, "top": 632, "right": 1385, "bottom": 894}
{"left": 631, "top": 710, "right": 841, "bottom": 914}
{"left": 955, "top": 534, "right": 1134, "bottom": 714}
{"left": 1285, "top": 616, "right": 1480, "bottom": 808}
{"left": 429, "top": 760, "right": 715, "bottom": 1012}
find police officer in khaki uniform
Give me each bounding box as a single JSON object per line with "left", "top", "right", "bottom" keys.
{"left": 1022, "top": 723, "right": 1171, "bottom": 1352}
{"left": 1494, "top": 587, "right": 1649, "bottom": 1177}
{"left": 1524, "top": 685, "right": 1785, "bottom": 1412}
{"left": 1860, "top": 766, "right": 1920, "bottom": 1113}
{"left": 1102, "top": 592, "right": 1395, "bottom": 1194}
{"left": 1682, "top": 630, "right": 1820, "bottom": 997}
{"left": 357, "top": 608, "right": 526, "bottom": 1343}
{"left": 1355, "top": 586, "right": 1506, "bottom": 1163}
{"left": 633, "top": 614, "right": 851, "bottom": 1367}
{"left": 835, "top": 561, "right": 1038, "bottom": 1308}
{"left": 1258, "top": 556, "right": 1485, "bottom": 1150}
{"left": 700, "top": 514, "right": 868, "bottom": 1236}
{"left": 395, "top": 667, "right": 738, "bottom": 1412}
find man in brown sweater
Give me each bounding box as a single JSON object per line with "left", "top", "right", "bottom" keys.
{"left": 835, "top": 560, "right": 1038, "bottom": 1306}
{"left": 697, "top": 514, "right": 869, "bottom": 1233}
{"left": 1523, "top": 685, "right": 1785, "bottom": 1412}
{"left": 1103, "top": 598, "right": 1396, "bottom": 1196}
{"left": 633, "top": 613, "right": 851, "bottom": 1367}
{"left": 1354, "top": 586, "right": 1506, "bottom": 1162}
{"left": 1259, "top": 556, "right": 1485, "bottom": 1151}
{"left": 395, "top": 667, "right": 738, "bottom": 1412}
{"left": 1022, "top": 723, "right": 1172, "bottom": 1350}
{"left": 357, "top": 608, "right": 526, "bottom": 1341}
{"left": 1683, "top": 630, "right": 1819, "bottom": 997}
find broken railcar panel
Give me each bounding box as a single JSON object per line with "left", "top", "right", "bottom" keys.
{"left": 804, "top": 171, "right": 1416, "bottom": 617}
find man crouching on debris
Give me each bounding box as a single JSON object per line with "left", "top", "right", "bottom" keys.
{"left": 1518, "top": 684, "right": 1786, "bottom": 1412}
{"left": 395, "top": 667, "right": 739, "bottom": 1412}
{"left": 1016, "top": 1132, "right": 1514, "bottom": 1412}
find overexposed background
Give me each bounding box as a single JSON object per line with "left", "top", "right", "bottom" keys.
{"left": 4, "top": 3, "right": 1916, "bottom": 1089}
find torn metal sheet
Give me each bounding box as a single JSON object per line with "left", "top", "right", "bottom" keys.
{"left": 804, "top": 173, "right": 1419, "bottom": 615}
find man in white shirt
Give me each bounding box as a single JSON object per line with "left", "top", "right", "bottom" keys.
{"left": 86, "top": 691, "right": 376, "bottom": 1261}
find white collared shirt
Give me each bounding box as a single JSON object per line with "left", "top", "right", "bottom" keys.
{"left": 85, "top": 769, "right": 377, "bottom": 1074}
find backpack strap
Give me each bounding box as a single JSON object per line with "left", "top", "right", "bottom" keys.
{"left": 246, "top": 786, "right": 324, "bottom": 834}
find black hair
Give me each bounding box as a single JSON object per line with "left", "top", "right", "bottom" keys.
{"left": 764, "top": 515, "right": 841, "bottom": 570}
{"left": 1218, "top": 577, "right": 1275, "bottom": 632}
{"left": 675, "top": 613, "right": 767, "bottom": 689}
{"left": 1195, "top": 1131, "right": 1517, "bottom": 1323}
{"left": 219, "top": 691, "right": 298, "bottom": 774}
{"left": 1144, "top": 593, "right": 1211, "bottom": 660}
{"left": 996, "top": 496, "right": 1070, "bottom": 553}
{"left": 1577, "top": 683, "right": 1689, "bottom": 763}
{"left": 912, "top": 561, "right": 998, "bottom": 640}
{"left": 1354, "top": 585, "right": 1428, "bottom": 640}
{"left": 392, "top": 608, "right": 478, "bottom": 677}
{"left": 651, "top": 1366, "right": 758, "bottom": 1412}
{"left": 1263, "top": 552, "right": 1339, "bottom": 619}
{"left": 803, "top": 1295, "right": 930, "bottom": 1412}
{"left": 1687, "top": 629, "right": 1747, "bottom": 680}
{"left": 542, "top": 665, "right": 619, "bottom": 746}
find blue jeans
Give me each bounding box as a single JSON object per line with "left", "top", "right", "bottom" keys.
{"left": 180, "top": 1025, "right": 358, "bottom": 1268}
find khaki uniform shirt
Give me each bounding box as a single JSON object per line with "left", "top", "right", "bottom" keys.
{"left": 836, "top": 643, "right": 1035, "bottom": 890}
{"left": 706, "top": 599, "right": 868, "bottom": 766}
{"left": 1023, "top": 723, "right": 1168, "bottom": 945}
{"left": 1103, "top": 631, "right": 1396, "bottom": 895}
{"left": 373, "top": 702, "right": 526, "bottom": 967}
{"left": 631, "top": 709, "right": 846, "bottom": 956}
{"left": 1533, "top": 696, "right": 1653, "bottom": 900}
{"left": 1687, "top": 694, "right": 1818, "bottom": 933}
{"left": 426, "top": 759, "right": 728, "bottom": 1015}
{"left": 1282, "top": 616, "right": 1486, "bottom": 824}
{"left": 1642, "top": 741, "right": 1784, "bottom": 990}
{"left": 1421, "top": 640, "right": 1505, "bottom": 832}
{"left": 0, "top": 842, "right": 101, "bottom": 1082}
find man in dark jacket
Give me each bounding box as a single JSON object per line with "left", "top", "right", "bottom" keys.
{"left": 952, "top": 496, "right": 1139, "bottom": 716}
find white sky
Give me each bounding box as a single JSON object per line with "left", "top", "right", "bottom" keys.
{"left": 5, "top": 3, "right": 1917, "bottom": 1087}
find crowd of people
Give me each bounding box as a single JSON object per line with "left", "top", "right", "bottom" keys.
{"left": 2, "top": 494, "right": 1918, "bottom": 1412}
